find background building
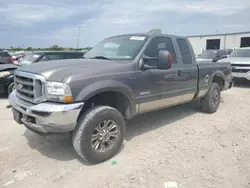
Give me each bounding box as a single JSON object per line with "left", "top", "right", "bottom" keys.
{"left": 187, "top": 31, "right": 250, "bottom": 55}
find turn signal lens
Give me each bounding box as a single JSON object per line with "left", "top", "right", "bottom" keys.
{"left": 64, "top": 96, "right": 73, "bottom": 103}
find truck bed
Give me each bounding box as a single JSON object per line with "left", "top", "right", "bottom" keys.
{"left": 196, "top": 60, "right": 232, "bottom": 99}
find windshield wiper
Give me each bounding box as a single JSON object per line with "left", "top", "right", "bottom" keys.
{"left": 90, "top": 56, "right": 111, "bottom": 60}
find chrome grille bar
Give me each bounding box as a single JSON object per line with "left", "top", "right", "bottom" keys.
{"left": 14, "top": 70, "right": 46, "bottom": 104}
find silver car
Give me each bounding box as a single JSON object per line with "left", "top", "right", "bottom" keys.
{"left": 218, "top": 47, "right": 250, "bottom": 80}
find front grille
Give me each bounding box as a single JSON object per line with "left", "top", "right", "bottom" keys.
{"left": 14, "top": 71, "right": 45, "bottom": 104}
{"left": 231, "top": 63, "right": 250, "bottom": 74}
{"left": 231, "top": 64, "right": 250, "bottom": 67}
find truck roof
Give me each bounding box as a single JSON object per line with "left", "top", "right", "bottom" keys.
{"left": 107, "top": 33, "right": 187, "bottom": 39}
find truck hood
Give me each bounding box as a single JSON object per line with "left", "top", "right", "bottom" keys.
{"left": 218, "top": 57, "right": 250, "bottom": 65}
{"left": 17, "top": 59, "right": 131, "bottom": 81}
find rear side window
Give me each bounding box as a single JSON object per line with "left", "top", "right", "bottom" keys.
{"left": 176, "top": 38, "right": 192, "bottom": 64}
{"left": 0, "top": 52, "right": 11, "bottom": 57}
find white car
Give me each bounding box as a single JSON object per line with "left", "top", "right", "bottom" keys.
{"left": 218, "top": 47, "right": 250, "bottom": 80}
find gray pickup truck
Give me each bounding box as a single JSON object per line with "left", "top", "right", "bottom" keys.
{"left": 9, "top": 33, "right": 233, "bottom": 164}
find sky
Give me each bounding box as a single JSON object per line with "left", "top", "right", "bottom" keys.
{"left": 1, "top": 0, "right": 250, "bottom": 48}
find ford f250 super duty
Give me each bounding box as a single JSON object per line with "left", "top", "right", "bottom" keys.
{"left": 9, "top": 33, "right": 233, "bottom": 164}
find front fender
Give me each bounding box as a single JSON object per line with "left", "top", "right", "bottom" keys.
{"left": 75, "top": 80, "right": 136, "bottom": 118}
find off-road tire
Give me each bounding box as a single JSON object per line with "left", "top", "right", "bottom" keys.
{"left": 200, "top": 83, "right": 221, "bottom": 113}
{"left": 72, "top": 106, "right": 125, "bottom": 164}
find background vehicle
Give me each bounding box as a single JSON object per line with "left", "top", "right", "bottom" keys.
{"left": 218, "top": 47, "right": 250, "bottom": 80}
{"left": 9, "top": 33, "right": 233, "bottom": 164}
{"left": 0, "top": 51, "right": 14, "bottom": 64}
{"left": 0, "top": 64, "right": 18, "bottom": 95}
{"left": 18, "top": 51, "right": 84, "bottom": 66}
{"left": 1, "top": 51, "right": 85, "bottom": 95}
{"left": 12, "top": 53, "right": 26, "bottom": 62}
{"left": 197, "top": 49, "right": 232, "bottom": 62}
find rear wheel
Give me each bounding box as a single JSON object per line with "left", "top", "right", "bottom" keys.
{"left": 200, "top": 83, "right": 221, "bottom": 113}
{"left": 72, "top": 106, "right": 125, "bottom": 164}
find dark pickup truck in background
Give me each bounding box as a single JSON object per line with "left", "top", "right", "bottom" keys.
{"left": 0, "top": 64, "right": 18, "bottom": 95}
{"left": 9, "top": 33, "right": 233, "bottom": 164}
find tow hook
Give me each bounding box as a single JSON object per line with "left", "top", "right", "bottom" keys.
{"left": 6, "top": 104, "right": 12, "bottom": 109}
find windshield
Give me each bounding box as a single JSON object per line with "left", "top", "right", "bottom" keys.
{"left": 198, "top": 50, "right": 217, "bottom": 59}
{"left": 84, "top": 35, "right": 148, "bottom": 60}
{"left": 230, "top": 49, "right": 250, "bottom": 58}
{"left": 19, "top": 53, "right": 41, "bottom": 66}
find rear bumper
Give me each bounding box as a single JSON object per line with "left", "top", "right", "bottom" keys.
{"left": 9, "top": 90, "right": 84, "bottom": 134}
{"left": 232, "top": 72, "right": 250, "bottom": 80}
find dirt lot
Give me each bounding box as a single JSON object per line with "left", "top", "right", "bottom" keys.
{"left": 0, "top": 85, "right": 250, "bottom": 188}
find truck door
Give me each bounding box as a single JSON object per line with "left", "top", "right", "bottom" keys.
{"left": 175, "top": 38, "right": 198, "bottom": 103}
{"left": 137, "top": 37, "right": 183, "bottom": 113}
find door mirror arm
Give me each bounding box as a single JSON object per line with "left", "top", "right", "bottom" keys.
{"left": 141, "top": 55, "right": 158, "bottom": 70}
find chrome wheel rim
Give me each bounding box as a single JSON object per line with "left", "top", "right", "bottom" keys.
{"left": 212, "top": 89, "right": 219, "bottom": 107}
{"left": 91, "top": 120, "right": 119, "bottom": 152}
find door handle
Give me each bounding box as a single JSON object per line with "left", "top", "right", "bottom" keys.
{"left": 163, "top": 71, "right": 181, "bottom": 79}
{"left": 164, "top": 73, "right": 178, "bottom": 79}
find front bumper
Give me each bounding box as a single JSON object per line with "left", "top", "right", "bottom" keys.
{"left": 232, "top": 72, "right": 250, "bottom": 80}
{"left": 9, "top": 90, "right": 84, "bottom": 134}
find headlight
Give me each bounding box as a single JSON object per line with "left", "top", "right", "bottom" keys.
{"left": 0, "top": 71, "right": 10, "bottom": 78}
{"left": 45, "top": 81, "right": 73, "bottom": 102}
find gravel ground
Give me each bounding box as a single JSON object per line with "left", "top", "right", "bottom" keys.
{"left": 0, "top": 85, "right": 250, "bottom": 188}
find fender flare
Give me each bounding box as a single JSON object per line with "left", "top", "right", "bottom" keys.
{"left": 209, "top": 70, "right": 225, "bottom": 86}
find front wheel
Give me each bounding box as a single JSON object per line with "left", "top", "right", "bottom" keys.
{"left": 72, "top": 106, "right": 125, "bottom": 164}
{"left": 200, "top": 83, "right": 221, "bottom": 113}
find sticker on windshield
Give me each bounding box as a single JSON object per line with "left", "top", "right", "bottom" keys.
{"left": 130, "top": 36, "right": 145, "bottom": 40}
{"left": 33, "top": 55, "right": 39, "bottom": 58}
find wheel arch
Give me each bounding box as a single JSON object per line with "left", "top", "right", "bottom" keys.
{"left": 76, "top": 80, "right": 136, "bottom": 120}
{"left": 209, "top": 70, "right": 225, "bottom": 90}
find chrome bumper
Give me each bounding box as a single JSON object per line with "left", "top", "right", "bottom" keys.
{"left": 232, "top": 72, "right": 250, "bottom": 80}
{"left": 9, "top": 90, "right": 84, "bottom": 134}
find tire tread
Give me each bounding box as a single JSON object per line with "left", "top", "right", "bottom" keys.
{"left": 200, "top": 83, "right": 220, "bottom": 113}
{"left": 72, "top": 106, "right": 125, "bottom": 164}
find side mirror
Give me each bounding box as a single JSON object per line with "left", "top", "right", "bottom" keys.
{"left": 158, "top": 50, "right": 172, "bottom": 69}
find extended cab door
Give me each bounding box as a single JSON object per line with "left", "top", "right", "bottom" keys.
{"left": 137, "top": 37, "right": 184, "bottom": 113}
{"left": 174, "top": 38, "right": 198, "bottom": 103}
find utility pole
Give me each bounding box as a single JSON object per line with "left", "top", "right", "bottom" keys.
{"left": 76, "top": 26, "right": 81, "bottom": 51}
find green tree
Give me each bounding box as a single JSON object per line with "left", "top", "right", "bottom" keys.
{"left": 50, "top": 45, "right": 59, "bottom": 50}
{"left": 26, "top": 47, "right": 32, "bottom": 51}
{"left": 148, "top": 28, "right": 162, "bottom": 34}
